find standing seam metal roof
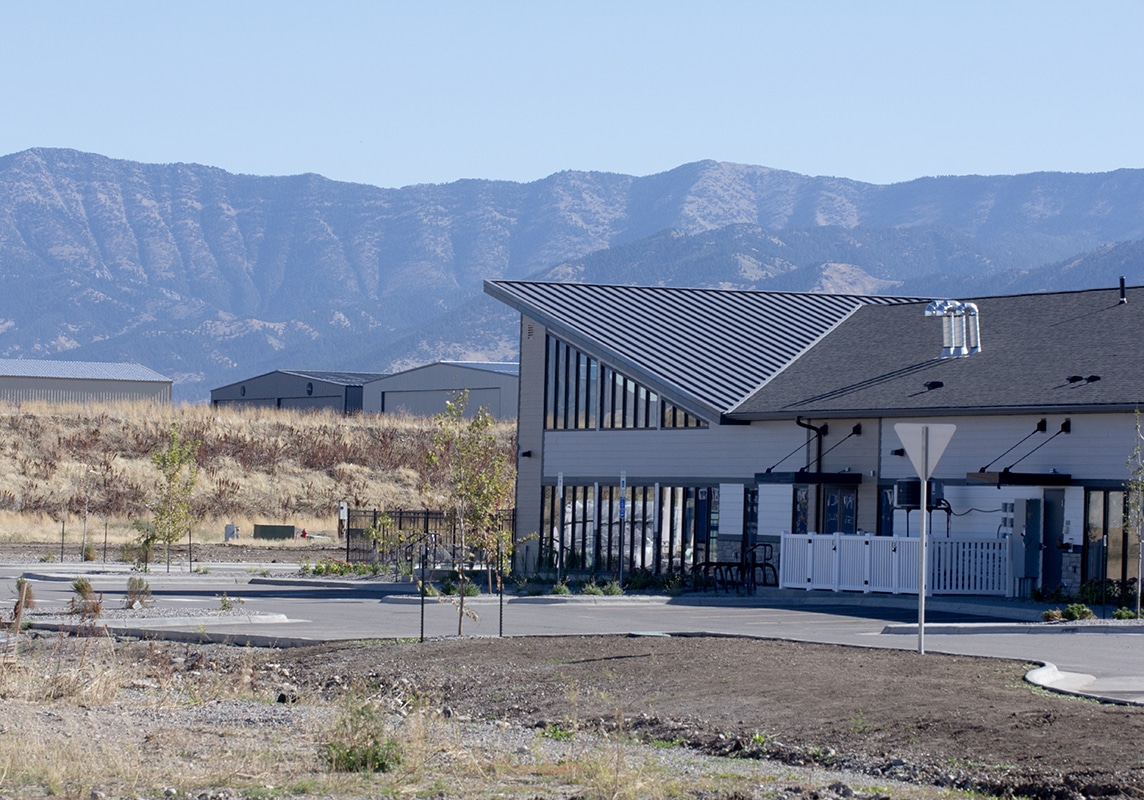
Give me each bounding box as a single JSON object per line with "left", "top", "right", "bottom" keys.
{"left": 279, "top": 370, "right": 390, "bottom": 385}
{"left": 485, "top": 281, "right": 914, "bottom": 416}
{"left": 0, "top": 359, "right": 170, "bottom": 382}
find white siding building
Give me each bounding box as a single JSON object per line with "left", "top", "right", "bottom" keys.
{"left": 487, "top": 280, "right": 1144, "bottom": 601}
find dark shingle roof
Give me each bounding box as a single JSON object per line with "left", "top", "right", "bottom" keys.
{"left": 730, "top": 284, "right": 1144, "bottom": 419}
{"left": 0, "top": 358, "right": 169, "bottom": 383}
{"left": 485, "top": 281, "right": 914, "bottom": 417}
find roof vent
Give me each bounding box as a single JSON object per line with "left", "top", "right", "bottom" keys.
{"left": 924, "top": 300, "right": 981, "bottom": 359}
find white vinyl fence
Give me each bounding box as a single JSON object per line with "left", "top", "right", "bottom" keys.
{"left": 780, "top": 533, "right": 1011, "bottom": 596}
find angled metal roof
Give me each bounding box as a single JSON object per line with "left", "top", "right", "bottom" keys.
{"left": 0, "top": 358, "right": 170, "bottom": 383}
{"left": 731, "top": 284, "right": 1144, "bottom": 419}
{"left": 440, "top": 361, "right": 520, "bottom": 377}
{"left": 485, "top": 281, "right": 914, "bottom": 417}
{"left": 279, "top": 370, "right": 390, "bottom": 385}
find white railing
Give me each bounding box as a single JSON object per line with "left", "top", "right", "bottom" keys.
{"left": 780, "top": 533, "right": 1010, "bottom": 596}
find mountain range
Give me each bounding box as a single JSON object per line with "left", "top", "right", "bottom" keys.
{"left": 2, "top": 148, "right": 1144, "bottom": 402}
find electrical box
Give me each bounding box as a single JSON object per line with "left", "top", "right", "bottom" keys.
{"left": 893, "top": 479, "right": 944, "bottom": 509}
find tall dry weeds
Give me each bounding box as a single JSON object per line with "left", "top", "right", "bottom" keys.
{"left": 0, "top": 400, "right": 515, "bottom": 542}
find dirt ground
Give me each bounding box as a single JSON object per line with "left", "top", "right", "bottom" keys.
{"left": 272, "top": 636, "right": 1144, "bottom": 800}
{"left": 5, "top": 541, "right": 1144, "bottom": 799}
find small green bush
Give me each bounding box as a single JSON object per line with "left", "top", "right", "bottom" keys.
{"left": 1112, "top": 607, "right": 1139, "bottom": 620}
{"left": 550, "top": 582, "right": 571, "bottom": 596}
{"left": 461, "top": 579, "right": 480, "bottom": 597}
{"left": 323, "top": 696, "right": 403, "bottom": 773}
{"left": 14, "top": 577, "right": 34, "bottom": 611}
{"left": 125, "top": 576, "right": 152, "bottom": 608}
{"left": 580, "top": 580, "right": 604, "bottom": 596}
{"left": 1042, "top": 608, "right": 1063, "bottom": 622}
{"left": 602, "top": 580, "right": 624, "bottom": 596}
{"left": 69, "top": 577, "right": 102, "bottom": 617}
{"left": 1063, "top": 603, "right": 1095, "bottom": 621}
{"left": 82, "top": 544, "right": 97, "bottom": 562}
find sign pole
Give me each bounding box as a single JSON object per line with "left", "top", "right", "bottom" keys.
{"left": 918, "top": 427, "right": 929, "bottom": 655}
{"left": 894, "top": 422, "right": 956, "bottom": 657}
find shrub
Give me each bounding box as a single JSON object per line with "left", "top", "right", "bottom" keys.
{"left": 625, "top": 569, "right": 655, "bottom": 591}
{"left": 580, "top": 580, "right": 604, "bottom": 596}
{"left": 322, "top": 695, "right": 403, "bottom": 773}
{"left": 69, "top": 577, "right": 103, "bottom": 617}
{"left": 1042, "top": 608, "right": 1063, "bottom": 622}
{"left": 461, "top": 579, "right": 480, "bottom": 597}
{"left": 1112, "top": 607, "right": 1139, "bottom": 620}
{"left": 13, "top": 576, "right": 34, "bottom": 612}
{"left": 217, "top": 592, "right": 244, "bottom": 611}
{"left": 125, "top": 576, "right": 151, "bottom": 609}
{"left": 82, "top": 544, "right": 97, "bottom": 562}
{"left": 1063, "top": 603, "right": 1095, "bottom": 621}
{"left": 602, "top": 580, "right": 624, "bottom": 596}
{"left": 550, "top": 582, "right": 571, "bottom": 596}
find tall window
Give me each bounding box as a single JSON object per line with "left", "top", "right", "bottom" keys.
{"left": 545, "top": 336, "right": 598, "bottom": 430}
{"left": 544, "top": 334, "right": 708, "bottom": 430}
{"left": 540, "top": 483, "right": 718, "bottom": 576}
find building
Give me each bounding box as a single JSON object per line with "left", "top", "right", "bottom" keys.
{"left": 0, "top": 359, "right": 171, "bottom": 404}
{"left": 210, "top": 361, "right": 519, "bottom": 418}
{"left": 370, "top": 361, "right": 519, "bottom": 419}
{"left": 485, "top": 279, "right": 1144, "bottom": 598}
{"left": 210, "top": 370, "right": 388, "bottom": 413}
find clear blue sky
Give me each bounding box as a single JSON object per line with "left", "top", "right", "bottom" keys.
{"left": 2, "top": 1, "right": 1141, "bottom": 189}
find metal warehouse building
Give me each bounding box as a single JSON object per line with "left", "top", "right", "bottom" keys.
{"left": 210, "top": 370, "right": 388, "bottom": 413}
{"left": 370, "top": 361, "right": 519, "bottom": 419}
{"left": 210, "top": 362, "right": 519, "bottom": 418}
{"left": 0, "top": 359, "right": 172, "bottom": 404}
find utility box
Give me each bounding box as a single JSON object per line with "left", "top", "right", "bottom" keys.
{"left": 224, "top": 523, "right": 238, "bottom": 542}
{"left": 253, "top": 524, "right": 296, "bottom": 540}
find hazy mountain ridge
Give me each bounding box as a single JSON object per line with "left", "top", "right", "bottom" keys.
{"left": 3, "top": 147, "right": 1144, "bottom": 400}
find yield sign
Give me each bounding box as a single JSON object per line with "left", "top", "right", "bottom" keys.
{"left": 894, "top": 423, "right": 957, "bottom": 480}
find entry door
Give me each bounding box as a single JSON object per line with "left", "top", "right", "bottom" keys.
{"left": 1041, "top": 489, "right": 1065, "bottom": 591}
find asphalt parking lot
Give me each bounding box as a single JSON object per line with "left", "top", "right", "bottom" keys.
{"left": 4, "top": 560, "right": 1143, "bottom": 704}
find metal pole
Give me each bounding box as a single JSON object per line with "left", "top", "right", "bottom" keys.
{"left": 60, "top": 518, "right": 66, "bottom": 563}
{"left": 498, "top": 538, "right": 504, "bottom": 637}
{"left": 918, "top": 427, "right": 929, "bottom": 655}
{"left": 419, "top": 537, "right": 426, "bottom": 643}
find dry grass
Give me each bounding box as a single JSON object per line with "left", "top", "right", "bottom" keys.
{"left": 0, "top": 399, "right": 515, "bottom": 544}
{"left": 0, "top": 637, "right": 947, "bottom": 799}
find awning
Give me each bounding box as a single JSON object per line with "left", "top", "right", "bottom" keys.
{"left": 966, "top": 470, "right": 1072, "bottom": 487}
{"left": 755, "top": 471, "right": 863, "bottom": 485}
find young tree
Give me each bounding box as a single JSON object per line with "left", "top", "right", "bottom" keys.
{"left": 1127, "top": 411, "right": 1144, "bottom": 619}
{"left": 423, "top": 391, "right": 515, "bottom": 634}
{"left": 150, "top": 423, "right": 200, "bottom": 573}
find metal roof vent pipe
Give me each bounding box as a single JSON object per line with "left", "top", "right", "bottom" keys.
{"left": 924, "top": 299, "right": 981, "bottom": 359}
{"left": 925, "top": 299, "right": 972, "bottom": 358}
{"left": 963, "top": 302, "right": 981, "bottom": 355}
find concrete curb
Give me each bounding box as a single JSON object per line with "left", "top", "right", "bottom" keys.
{"left": 1023, "top": 662, "right": 1142, "bottom": 706}
{"left": 882, "top": 622, "right": 1144, "bottom": 635}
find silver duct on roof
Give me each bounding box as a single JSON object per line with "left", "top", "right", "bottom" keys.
{"left": 924, "top": 300, "right": 981, "bottom": 358}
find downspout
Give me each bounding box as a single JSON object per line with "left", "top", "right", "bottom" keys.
{"left": 796, "top": 416, "right": 828, "bottom": 533}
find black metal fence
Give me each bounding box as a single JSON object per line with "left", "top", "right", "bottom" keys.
{"left": 342, "top": 507, "right": 515, "bottom": 576}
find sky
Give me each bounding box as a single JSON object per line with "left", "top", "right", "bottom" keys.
{"left": 2, "top": 1, "right": 1142, "bottom": 189}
